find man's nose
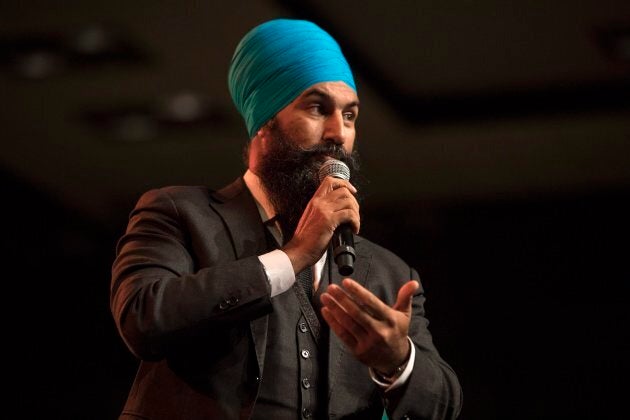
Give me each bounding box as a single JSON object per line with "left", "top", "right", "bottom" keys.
{"left": 322, "top": 111, "right": 347, "bottom": 146}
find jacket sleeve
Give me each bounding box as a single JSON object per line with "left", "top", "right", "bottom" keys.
{"left": 110, "top": 187, "right": 272, "bottom": 361}
{"left": 385, "top": 267, "right": 463, "bottom": 420}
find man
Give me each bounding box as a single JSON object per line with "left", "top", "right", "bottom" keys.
{"left": 111, "top": 19, "right": 462, "bottom": 419}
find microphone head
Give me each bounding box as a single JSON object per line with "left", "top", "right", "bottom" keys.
{"left": 318, "top": 159, "right": 350, "bottom": 183}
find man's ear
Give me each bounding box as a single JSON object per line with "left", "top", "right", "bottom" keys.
{"left": 247, "top": 125, "right": 269, "bottom": 172}
{"left": 254, "top": 119, "right": 275, "bottom": 150}
{"left": 251, "top": 128, "right": 266, "bottom": 151}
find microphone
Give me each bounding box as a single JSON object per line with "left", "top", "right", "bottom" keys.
{"left": 318, "top": 159, "right": 356, "bottom": 276}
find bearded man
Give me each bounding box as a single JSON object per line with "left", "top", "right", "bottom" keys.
{"left": 111, "top": 19, "right": 462, "bottom": 420}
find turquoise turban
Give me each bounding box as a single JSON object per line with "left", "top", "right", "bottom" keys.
{"left": 228, "top": 19, "right": 356, "bottom": 138}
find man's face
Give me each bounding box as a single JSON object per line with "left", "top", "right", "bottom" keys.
{"left": 271, "top": 81, "right": 359, "bottom": 156}
{"left": 254, "top": 81, "right": 361, "bottom": 238}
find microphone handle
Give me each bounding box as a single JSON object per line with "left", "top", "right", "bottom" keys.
{"left": 332, "top": 224, "right": 356, "bottom": 276}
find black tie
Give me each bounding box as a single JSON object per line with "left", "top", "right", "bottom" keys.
{"left": 296, "top": 267, "right": 313, "bottom": 299}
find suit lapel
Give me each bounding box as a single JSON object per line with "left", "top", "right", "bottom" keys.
{"left": 209, "top": 177, "right": 269, "bottom": 258}
{"left": 327, "top": 238, "right": 372, "bottom": 401}
{"left": 209, "top": 177, "right": 271, "bottom": 371}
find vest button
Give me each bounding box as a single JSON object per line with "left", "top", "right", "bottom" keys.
{"left": 302, "top": 377, "right": 311, "bottom": 389}
{"left": 299, "top": 322, "right": 308, "bottom": 333}
{"left": 301, "top": 349, "right": 310, "bottom": 359}
{"left": 302, "top": 408, "right": 312, "bottom": 418}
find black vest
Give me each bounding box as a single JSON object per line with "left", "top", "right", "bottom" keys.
{"left": 251, "top": 229, "right": 331, "bottom": 419}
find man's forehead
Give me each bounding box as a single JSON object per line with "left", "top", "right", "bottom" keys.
{"left": 297, "top": 81, "right": 359, "bottom": 106}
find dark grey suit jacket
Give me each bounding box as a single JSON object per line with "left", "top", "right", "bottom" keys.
{"left": 111, "top": 178, "right": 462, "bottom": 419}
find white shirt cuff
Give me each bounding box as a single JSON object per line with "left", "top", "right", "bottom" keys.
{"left": 258, "top": 249, "right": 295, "bottom": 297}
{"left": 368, "top": 336, "right": 416, "bottom": 391}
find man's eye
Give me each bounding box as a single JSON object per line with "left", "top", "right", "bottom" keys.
{"left": 344, "top": 112, "right": 356, "bottom": 121}
{"left": 308, "top": 104, "right": 323, "bottom": 113}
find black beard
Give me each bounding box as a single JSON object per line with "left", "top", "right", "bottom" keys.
{"left": 256, "top": 123, "right": 362, "bottom": 240}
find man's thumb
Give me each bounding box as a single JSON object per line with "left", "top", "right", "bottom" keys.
{"left": 393, "top": 280, "right": 420, "bottom": 313}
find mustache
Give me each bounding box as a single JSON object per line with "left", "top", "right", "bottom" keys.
{"left": 297, "top": 143, "right": 349, "bottom": 162}
{"left": 272, "top": 141, "right": 351, "bottom": 171}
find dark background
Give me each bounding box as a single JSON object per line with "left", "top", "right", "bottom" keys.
{"left": 2, "top": 1, "right": 629, "bottom": 419}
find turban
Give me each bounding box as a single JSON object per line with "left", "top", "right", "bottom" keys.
{"left": 228, "top": 19, "right": 356, "bottom": 138}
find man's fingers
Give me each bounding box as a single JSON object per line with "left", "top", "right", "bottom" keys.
{"left": 314, "top": 177, "right": 357, "bottom": 198}
{"left": 392, "top": 280, "right": 420, "bottom": 312}
{"left": 320, "top": 292, "right": 369, "bottom": 341}
{"left": 340, "top": 278, "right": 392, "bottom": 318}
{"left": 325, "top": 176, "right": 357, "bottom": 194}
{"left": 325, "top": 284, "right": 380, "bottom": 325}
{"left": 332, "top": 209, "right": 360, "bottom": 235}
{"left": 321, "top": 307, "right": 358, "bottom": 348}
{"left": 324, "top": 188, "right": 360, "bottom": 215}
{"left": 311, "top": 194, "right": 359, "bottom": 234}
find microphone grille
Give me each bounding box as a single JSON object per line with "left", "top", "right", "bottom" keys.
{"left": 318, "top": 159, "right": 350, "bottom": 182}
